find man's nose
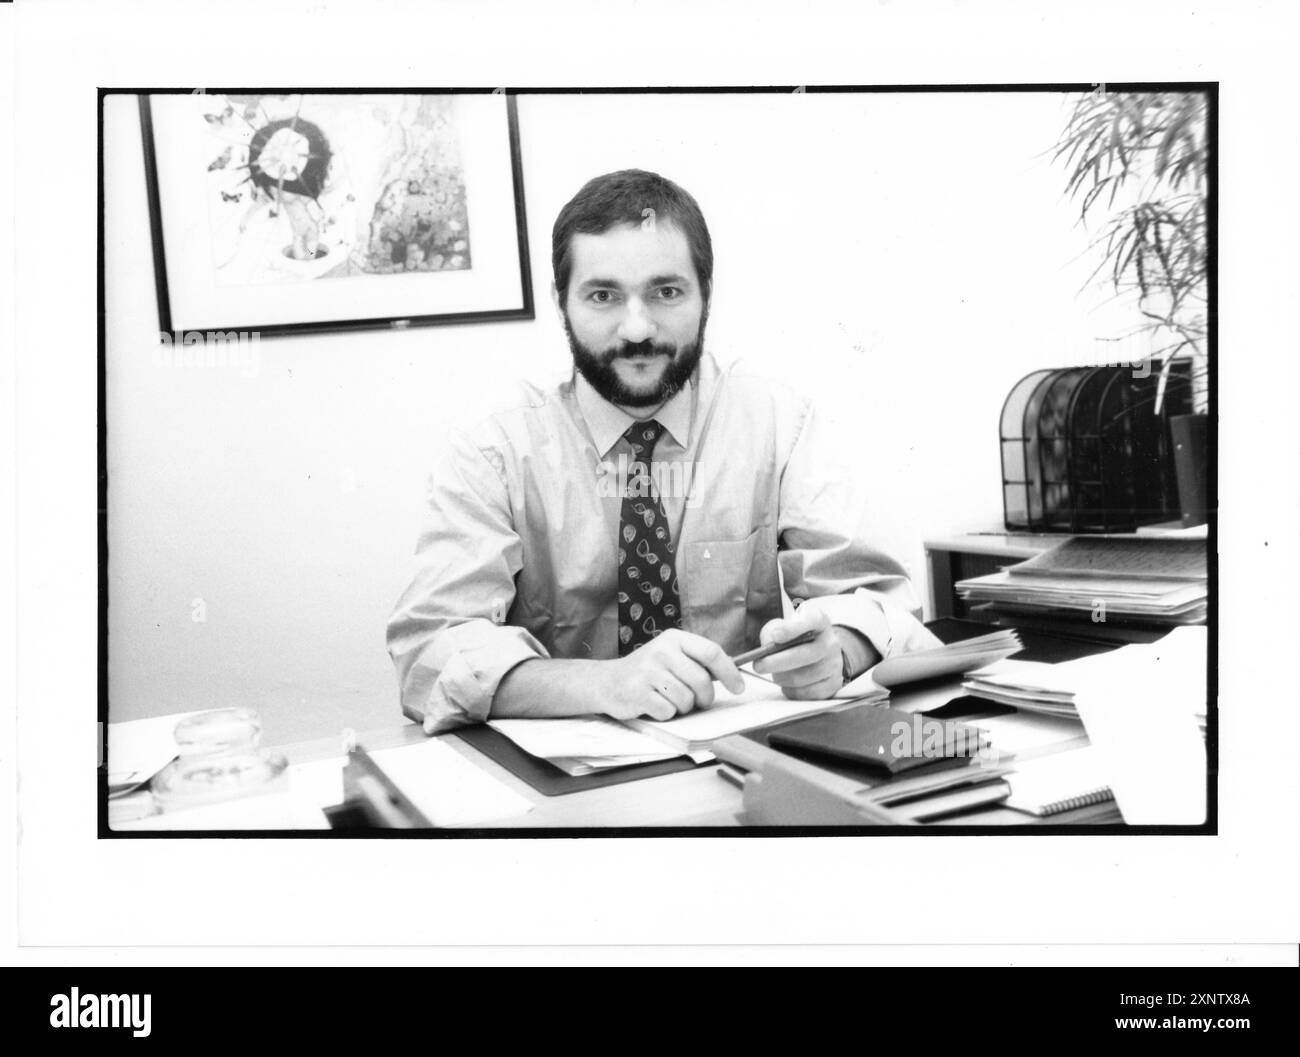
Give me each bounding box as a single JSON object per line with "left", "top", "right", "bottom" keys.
{"left": 616, "top": 299, "right": 656, "bottom": 344}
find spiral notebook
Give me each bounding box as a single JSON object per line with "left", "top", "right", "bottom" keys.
{"left": 1003, "top": 747, "right": 1113, "bottom": 817}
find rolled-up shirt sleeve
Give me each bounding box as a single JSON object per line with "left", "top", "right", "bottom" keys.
{"left": 775, "top": 400, "right": 941, "bottom": 660}
{"left": 387, "top": 429, "right": 548, "bottom": 734}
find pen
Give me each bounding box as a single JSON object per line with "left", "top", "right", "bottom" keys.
{"left": 728, "top": 629, "right": 819, "bottom": 669}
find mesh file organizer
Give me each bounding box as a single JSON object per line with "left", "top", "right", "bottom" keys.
{"left": 1000, "top": 361, "right": 1192, "bottom": 533}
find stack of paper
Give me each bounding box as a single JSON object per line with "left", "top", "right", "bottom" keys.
{"left": 964, "top": 627, "right": 1207, "bottom": 734}
{"left": 954, "top": 629, "right": 1208, "bottom": 825}
{"left": 482, "top": 671, "right": 873, "bottom": 769}
{"left": 1069, "top": 628, "right": 1207, "bottom": 824}
{"left": 111, "top": 789, "right": 332, "bottom": 831}
{"left": 487, "top": 715, "right": 692, "bottom": 776}
{"left": 962, "top": 658, "right": 1083, "bottom": 716}
{"left": 1136, "top": 625, "right": 1209, "bottom": 738}
{"left": 859, "top": 628, "right": 1022, "bottom": 689}
{"left": 627, "top": 672, "right": 887, "bottom": 754}
{"left": 957, "top": 572, "right": 1206, "bottom": 623}
{"left": 106, "top": 710, "right": 207, "bottom": 795}
{"left": 956, "top": 536, "right": 1207, "bottom": 625}
{"left": 953, "top": 708, "right": 1090, "bottom": 761}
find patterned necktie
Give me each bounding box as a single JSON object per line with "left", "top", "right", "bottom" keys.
{"left": 617, "top": 419, "right": 682, "bottom": 655}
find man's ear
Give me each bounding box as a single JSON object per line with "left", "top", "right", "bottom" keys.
{"left": 550, "top": 282, "right": 564, "bottom": 322}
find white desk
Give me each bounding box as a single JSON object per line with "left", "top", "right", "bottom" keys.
{"left": 107, "top": 672, "right": 1115, "bottom": 830}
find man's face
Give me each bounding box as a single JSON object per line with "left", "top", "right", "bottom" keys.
{"left": 559, "top": 219, "right": 707, "bottom": 410}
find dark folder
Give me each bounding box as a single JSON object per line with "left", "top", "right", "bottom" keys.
{"left": 766, "top": 705, "right": 986, "bottom": 778}
{"left": 453, "top": 723, "right": 704, "bottom": 797}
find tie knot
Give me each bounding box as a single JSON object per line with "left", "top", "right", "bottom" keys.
{"left": 624, "top": 419, "right": 665, "bottom": 457}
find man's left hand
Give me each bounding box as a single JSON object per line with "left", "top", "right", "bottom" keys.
{"left": 753, "top": 608, "right": 846, "bottom": 700}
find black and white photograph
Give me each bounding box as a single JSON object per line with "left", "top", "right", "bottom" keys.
{"left": 6, "top": 0, "right": 1300, "bottom": 975}
{"left": 103, "top": 84, "right": 1215, "bottom": 834}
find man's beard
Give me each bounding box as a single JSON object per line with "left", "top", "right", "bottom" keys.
{"left": 565, "top": 315, "right": 706, "bottom": 410}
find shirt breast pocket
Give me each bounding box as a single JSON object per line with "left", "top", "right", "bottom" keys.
{"left": 679, "top": 526, "right": 779, "bottom": 616}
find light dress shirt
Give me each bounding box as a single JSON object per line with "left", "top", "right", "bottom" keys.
{"left": 387, "top": 352, "right": 940, "bottom": 732}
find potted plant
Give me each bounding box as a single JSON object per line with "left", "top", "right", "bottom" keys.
{"left": 1054, "top": 89, "right": 1209, "bottom": 525}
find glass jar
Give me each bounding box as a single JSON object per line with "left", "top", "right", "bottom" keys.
{"left": 151, "top": 708, "right": 288, "bottom": 810}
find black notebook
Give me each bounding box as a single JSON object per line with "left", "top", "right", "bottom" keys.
{"left": 766, "top": 704, "right": 988, "bottom": 778}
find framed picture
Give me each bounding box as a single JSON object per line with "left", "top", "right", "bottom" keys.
{"left": 140, "top": 91, "right": 533, "bottom": 339}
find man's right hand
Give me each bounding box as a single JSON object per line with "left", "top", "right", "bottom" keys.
{"left": 594, "top": 629, "right": 747, "bottom": 721}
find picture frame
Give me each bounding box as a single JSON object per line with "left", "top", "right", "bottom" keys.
{"left": 139, "top": 90, "right": 534, "bottom": 339}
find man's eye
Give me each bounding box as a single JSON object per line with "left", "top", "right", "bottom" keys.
{"left": 590, "top": 290, "right": 614, "bottom": 304}
{"left": 657, "top": 287, "right": 682, "bottom": 301}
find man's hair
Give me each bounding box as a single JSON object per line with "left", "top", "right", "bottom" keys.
{"left": 551, "top": 169, "right": 713, "bottom": 306}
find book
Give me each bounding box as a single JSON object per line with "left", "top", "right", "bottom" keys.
{"left": 766, "top": 704, "right": 989, "bottom": 778}
{"left": 734, "top": 705, "right": 1011, "bottom": 811}
{"left": 889, "top": 780, "right": 1012, "bottom": 823}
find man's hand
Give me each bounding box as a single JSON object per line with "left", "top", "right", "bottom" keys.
{"left": 594, "top": 629, "right": 746, "bottom": 721}
{"left": 754, "top": 608, "right": 847, "bottom": 700}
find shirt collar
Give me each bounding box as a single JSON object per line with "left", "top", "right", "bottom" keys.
{"left": 575, "top": 366, "right": 698, "bottom": 458}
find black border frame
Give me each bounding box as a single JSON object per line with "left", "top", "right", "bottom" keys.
{"left": 98, "top": 82, "right": 1217, "bottom": 839}
{"left": 138, "top": 89, "right": 535, "bottom": 340}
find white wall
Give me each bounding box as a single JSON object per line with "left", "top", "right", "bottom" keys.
{"left": 105, "top": 91, "right": 1141, "bottom": 743}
